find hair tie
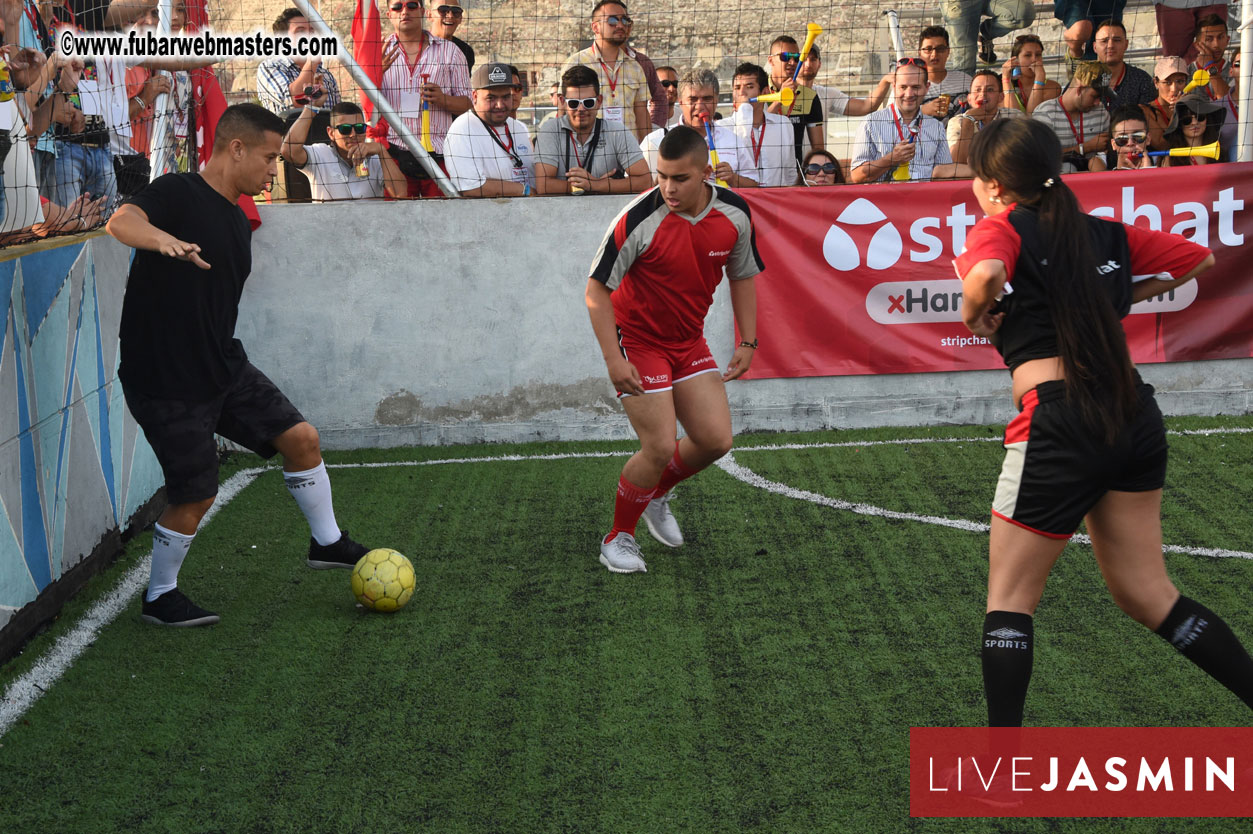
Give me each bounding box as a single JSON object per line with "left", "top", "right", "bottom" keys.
{"left": 1042, "top": 177, "right": 1055, "bottom": 188}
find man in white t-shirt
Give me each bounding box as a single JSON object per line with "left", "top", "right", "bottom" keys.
{"left": 729, "top": 63, "right": 794, "bottom": 187}
{"left": 281, "top": 102, "right": 408, "bottom": 201}
{"left": 639, "top": 68, "right": 758, "bottom": 188}
{"left": 443, "top": 62, "right": 535, "bottom": 196}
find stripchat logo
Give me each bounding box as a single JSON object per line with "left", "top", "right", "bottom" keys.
{"left": 822, "top": 198, "right": 903, "bottom": 271}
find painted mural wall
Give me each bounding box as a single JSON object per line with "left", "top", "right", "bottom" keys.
{"left": 0, "top": 235, "right": 164, "bottom": 632}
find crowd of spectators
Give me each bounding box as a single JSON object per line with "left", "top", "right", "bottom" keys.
{"left": 0, "top": 0, "right": 1244, "bottom": 237}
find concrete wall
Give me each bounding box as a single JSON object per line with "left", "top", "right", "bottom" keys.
{"left": 0, "top": 235, "right": 165, "bottom": 633}
{"left": 244, "top": 197, "right": 1253, "bottom": 450}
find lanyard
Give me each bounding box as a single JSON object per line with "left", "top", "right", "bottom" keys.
{"left": 564, "top": 118, "right": 601, "bottom": 172}
{"left": 396, "top": 32, "right": 426, "bottom": 76}
{"left": 479, "top": 117, "right": 523, "bottom": 168}
{"left": 1109, "top": 64, "right": 1125, "bottom": 91}
{"left": 1062, "top": 105, "right": 1084, "bottom": 147}
{"left": 24, "top": 0, "right": 52, "bottom": 53}
{"left": 750, "top": 120, "right": 764, "bottom": 167}
{"left": 890, "top": 104, "right": 916, "bottom": 142}
{"left": 594, "top": 45, "right": 620, "bottom": 95}
{"left": 1153, "top": 100, "right": 1171, "bottom": 126}
{"left": 1229, "top": 93, "right": 1239, "bottom": 120}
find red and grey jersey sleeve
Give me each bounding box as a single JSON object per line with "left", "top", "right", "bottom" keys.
{"left": 711, "top": 187, "right": 765, "bottom": 281}
{"left": 1120, "top": 222, "right": 1212, "bottom": 283}
{"left": 589, "top": 188, "right": 666, "bottom": 290}
{"left": 953, "top": 212, "right": 1021, "bottom": 282}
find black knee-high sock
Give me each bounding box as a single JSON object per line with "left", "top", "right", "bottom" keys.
{"left": 982, "top": 611, "right": 1034, "bottom": 727}
{"left": 1155, "top": 596, "right": 1253, "bottom": 709}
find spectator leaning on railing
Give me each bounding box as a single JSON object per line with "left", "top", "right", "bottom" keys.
{"left": 533, "top": 65, "right": 651, "bottom": 196}
{"left": 851, "top": 59, "right": 971, "bottom": 183}
{"left": 796, "top": 148, "right": 844, "bottom": 186}
{"left": 443, "top": 62, "right": 535, "bottom": 197}
{"left": 379, "top": 0, "right": 471, "bottom": 198}
{"left": 560, "top": 0, "right": 652, "bottom": 142}
{"left": 281, "top": 101, "right": 408, "bottom": 201}
{"left": 256, "top": 7, "right": 341, "bottom": 115}
{"left": 1095, "top": 105, "right": 1158, "bottom": 170}
{"left": 640, "top": 68, "right": 758, "bottom": 189}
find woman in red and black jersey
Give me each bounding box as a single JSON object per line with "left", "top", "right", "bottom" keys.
{"left": 954, "top": 117, "right": 1253, "bottom": 726}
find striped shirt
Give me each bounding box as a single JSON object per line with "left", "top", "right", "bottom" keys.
{"left": 850, "top": 106, "right": 953, "bottom": 182}
{"left": 256, "top": 58, "right": 341, "bottom": 114}
{"left": 1032, "top": 98, "right": 1109, "bottom": 169}
{"left": 589, "top": 186, "right": 764, "bottom": 345}
{"left": 379, "top": 32, "right": 471, "bottom": 154}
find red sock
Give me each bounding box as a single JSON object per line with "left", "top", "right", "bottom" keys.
{"left": 606, "top": 475, "right": 656, "bottom": 542}
{"left": 654, "top": 444, "right": 700, "bottom": 497}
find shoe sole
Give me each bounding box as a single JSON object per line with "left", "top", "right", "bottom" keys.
{"left": 307, "top": 559, "right": 356, "bottom": 569}
{"left": 642, "top": 514, "right": 683, "bottom": 548}
{"left": 598, "top": 554, "right": 646, "bottom": 573}
{"left": 140, "top": 613, "right": 220, "bottom": 627}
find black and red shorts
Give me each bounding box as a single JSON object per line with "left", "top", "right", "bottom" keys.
{"left": 123, "top": 362, "right": 305, "bottom": 504}
{"left": 992, "top": 379, "right": 1167, "bottom": 538}
{"left": 616, "top": 329, "right": 719, "bottom": 397}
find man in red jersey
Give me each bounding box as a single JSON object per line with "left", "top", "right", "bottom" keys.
{"left": 584, "top": 125, "right": 763, "bottom": 573}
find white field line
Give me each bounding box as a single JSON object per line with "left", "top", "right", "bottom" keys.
{"left": 715, "top": 454, "right": 1253, "bottom": 561}
{"left": 0, "top": 467, "right": 266, "bottom": 738}
{"left": 3, "top": 425, "right": 1251, "bottom": 737}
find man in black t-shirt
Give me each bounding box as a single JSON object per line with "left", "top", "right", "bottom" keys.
{"left": 106, "top": 103, "right": 370, "bottom": 627}
{"left": 765, "top": 35, "right": 824, "bottom": 164}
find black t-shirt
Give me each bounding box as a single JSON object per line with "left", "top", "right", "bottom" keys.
{"left": 118, "top": 173, "right": 252, "bottom": 400}
{"left": 449, "top": 35, "right": 475, "bottom": 72}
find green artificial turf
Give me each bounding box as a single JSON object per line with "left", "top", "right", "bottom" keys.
{"left": 2, "top": 419, "right": 1252, "bottom": 833}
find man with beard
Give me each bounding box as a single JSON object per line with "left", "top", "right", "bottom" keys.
{"left": 443, "top": 62, "right": 536, "bottom": 196}
{"left": 560, "top": 1, "right": 651, "bottom": 141}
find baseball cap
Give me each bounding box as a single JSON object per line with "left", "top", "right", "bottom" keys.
{"left": 471, "top": 62, "right": 516, "bottom": 90}
{"left": 1154, "top": 56, "right": 1188, "bottom": 80}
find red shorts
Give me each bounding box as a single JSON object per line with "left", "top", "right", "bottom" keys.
{"left": 618, "top": 331, "right": 719, "bottom": 396}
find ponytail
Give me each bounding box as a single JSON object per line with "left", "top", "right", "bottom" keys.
{"left": 1036, "top": 181, "right": 1139, "bottom": 443}
{"left": 970, "top": 119, "right": 1139, "bottom": 442}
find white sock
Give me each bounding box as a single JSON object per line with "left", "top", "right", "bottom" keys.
{"left": 284, "top": 461, "right": 342, "bottom": 546}
{"left": 147, "top": 523, "right": 195, "bottom": 602}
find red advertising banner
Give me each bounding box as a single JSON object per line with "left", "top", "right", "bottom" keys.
{"left": 910, "top": 727, "right": 1253, "bottom": 817}
{"left": 739, "top": 164, "right": 1253, "bottom": 379}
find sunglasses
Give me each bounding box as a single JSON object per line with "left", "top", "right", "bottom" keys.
{"left": 601, "top": 14, "right": 632, "bottom": 26}
{"left": 389, "top": 1, "right": 421, "bottom": 10}
{"left": 659, "top": 80, "right": 678, "bottom": 88}
{"left": 564, "top": 96, "right": 598, "bottom": 110}
{"left": 805, "top": 162, "right": 837, "bottom": 175}
{"left": 1112, "top": 131, "right": 1147, "bottom": 147}
{"left": 333, "top": 122, "right": 368, "bottom": 135}
{"left": 435, "top": 4, "right": 462, "bottom": 15}
{"left": 897, "top": 57, "right": 927, "bottom": 68}
{"left": 1180, "top": 111, "right": 1208, "bottom": 124}
{"left": 772, "top": 51, "right": 800, "bottom": 61}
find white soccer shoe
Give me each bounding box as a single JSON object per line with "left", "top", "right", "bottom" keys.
{"left": 642, "top": 491, "right": 684, "bottom": 548}
{"left": 599, "top": 532, "right": 647, "bottom": 573}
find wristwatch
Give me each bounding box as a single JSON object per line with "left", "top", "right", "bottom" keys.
{"left": 739, "top": 339, "right": 758, "bottom": 349}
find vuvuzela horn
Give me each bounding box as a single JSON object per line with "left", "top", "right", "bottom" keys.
{"left": 751, "top": 89, "right": 795, "bottom": 107}
{"left": 1147, "top": 140, "right": 1221, "bottom": 159}
{"left": 1182, "top": 69, "right": 1211, "bottom": 94}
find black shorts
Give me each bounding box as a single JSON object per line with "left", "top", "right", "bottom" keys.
{"left": 123, "top": 363, "right": 305, "bottom": 504}
{"left": 992, "top": 380, "right": 1167, "bottom": 539}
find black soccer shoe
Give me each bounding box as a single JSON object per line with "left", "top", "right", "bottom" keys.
{"left": 140, "top": 588, "right": 220, "bottom": 627}
{"left": 307, "top": 530, "right": 369, "bottom": 569}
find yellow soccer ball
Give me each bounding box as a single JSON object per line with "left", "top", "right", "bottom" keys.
{"left": 350, "top": 548, "right": 415, "bottom": 612}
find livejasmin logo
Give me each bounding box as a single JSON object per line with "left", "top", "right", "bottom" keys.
{"left": 929, "top": 754, "right": 1237, "bottom": 794}
{"left": 823, "top": 187, "right": 1243, "bottom": 325}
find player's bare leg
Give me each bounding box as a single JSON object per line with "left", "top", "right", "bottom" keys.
{"left": 598, "top": 391, "right": 678, "bottom": 572}
{"left": 639, "top": 371, "right": 735, "bottom": 547}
